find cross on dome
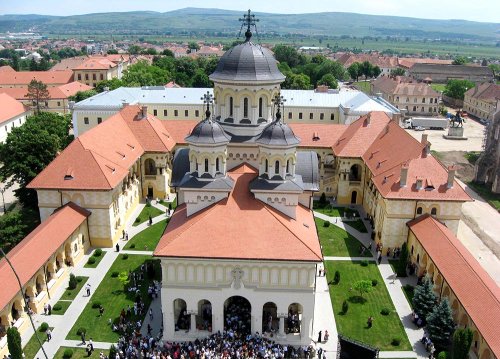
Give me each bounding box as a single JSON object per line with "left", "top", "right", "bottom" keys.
{"left": 201, "top": 91, "right": 214, "bottom": 120}
{"left": 239, "top": 9, "right": 259, "bottom": 42}
{"left": 272, "top": 93, "right": 286, "bottom": 122}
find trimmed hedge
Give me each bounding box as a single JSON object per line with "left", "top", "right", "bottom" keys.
{"left": 94, "top": 248, "right": 103, "bottom": 257}
{"left": 87, "top": 257, "right": 96, "bottom": 265}
{"left": 39, "top": 322, "right": 49, "bottom": 332}
{"left": 63, "top": 348, "right": 73, "bottom": 358}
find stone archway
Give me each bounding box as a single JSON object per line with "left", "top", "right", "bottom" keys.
{"left": 56, "top": 251, "right": 65, "bottom": 272}
{"left": 173, "top": 298, "right": 189, "bottom": 331}
{"left": 224, "top": 296, "right": 251, "bottom": 335}
{"left": 35, "top": 273, "right": 45, "bottom": 296}
{"left": 65, "top": 243, "right": 73, "bottom": 266}
{"left": 262, "top": 302, "right": 277, "bottom": 333}
{"left": 11, "top": 300, "right": 23, "bottom": 322}
{"left": 196, "top": 299, "right": 212, "bottom": 332}
{"left": 285, "top": 303, "right": 303, "bottom": 334}
{"left": 0, "top": 314, "right": 9, "bottom": 338}
{"left": 481, "top": 348, "right": 492, "bottom": 359}
{"left": 459, "top": 313, "right": 469, "bottom": 328}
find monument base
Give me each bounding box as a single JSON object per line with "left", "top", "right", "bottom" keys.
{"left": 443, "top": 126, "right": 467, "bottom": 140}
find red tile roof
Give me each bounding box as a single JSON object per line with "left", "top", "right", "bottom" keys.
{"left": 289, "top": 123, "right": 347, "bottom": 148}
{"left": 0, "top": 65, "right": 15, "bottom": 72}
{"left": 408, "top": 215, "right": 500, "bottom": 358}
{"left": 372, "top": 76, "right": 441, "bottom": 97}
{"left": 161, "top": 120, "right": 198, "bottom": 145}
{"left": 0, "top": 70, "right": 74, "bottom": 85}
{"left": 338, "top": 53, "right": 399, "bottom": 68}
{"left": 154, "top": 164, "right": 322, "bottom": 262}
{"left": 0, "top": 93, "right": 29, "bottom": 125}
{"left": 73, "top": 58, "right": 117, "bottom": 71}
{"left": 333, "top": 112, "right": 391, "bottom": 157}
{"left": 28, "top": 105, "right": 175, "bottom": 190}
{"left": 0, "top": 202, "right": 90, "bottom": 311}
{"left": 0, "top": 81, "right": 93, "bottom": 100}
{"left": 465, "top": 83, "right": 500, "bottom": 105}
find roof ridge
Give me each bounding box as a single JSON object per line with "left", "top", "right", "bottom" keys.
{"left": 262, "top": 204, "right": 322, "bottom": 261}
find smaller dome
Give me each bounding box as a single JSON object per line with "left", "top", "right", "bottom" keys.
{"left": 256, "top": 121, "right": 300, "bottom": 146}
{"left": 185, "top": 118, "right": 231, "bottom": 145}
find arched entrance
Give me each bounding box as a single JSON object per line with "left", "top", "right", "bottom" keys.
{"left": 173, "top": 298, "right": 189, "bottom": 331}
{"left": 286, "top": 303, "right": 303, "bottom": 334}
{"left": 481, "top": 348, "right": 492, "bottom": 359}
{"left": 11, "top": 300, "right": 23, "bottom": 322}
{"left": 65, "top": 243, "right": 73, "bottom": 266}
{"left": 262, "top": 302, "right": 277, "bottom": 333}
{"left": 0, "top": 314, "right": 9, "bottom": 338}
{"left": 349, "top": 164, "right": 361, "bottom": 181}
{"left": 196, "top": 299, "right": 212, "bottom": 331}
{"left": 224, "top": 296, "right": 251, "bottom": 335}
{"left": 56, "top": 252, "right": 64, "bottom": 272}
{"left": 144, "top": 158, "right": 156, "bottom": 176}
{"left": 351, "top": 191, "right": 358, "bottom": 204}
{"left": 35, "top": 274, "right": 45, "bottom": 296}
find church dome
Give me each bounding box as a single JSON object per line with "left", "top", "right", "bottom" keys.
{"left": 185, "top": 118, "right": 231, "bottom": 145}
{"left": 256, "top": 120, "right": 300, "bottom": 146}
{"left": 210, "top": 36, "right": 285, "bottom": 82}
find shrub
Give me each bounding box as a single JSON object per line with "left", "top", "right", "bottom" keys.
{"left": 135, "top": 217, "right": 140, "bottom": 223}
{"left": 68, "top": 273, "right": 77, "bottom": 290}
{"left": 7, "top": 327, "right": 22, "bottom": 359}
{"left": 437, "top": 351, "right": 450, "bottom": 359}
{"left": 122, "top": 254, "right": 129, "bottom": 260}
{"left": 76, "top": 327, "right": 86, "bottom": 336}
{"left": 360, "top": 260, "right": 369, "bottom": 267}
{"left": 87, "top": 257, "right": 96, "bottom": 265}
{"left": 94, "top": 248, "right": 103, "bottom": 257}
{"left": 91, "top": 301, "right": 101, "bottom": 309}
{"left": 53, "top": 303, "right": 62, "bottom": 311}
{"left": 342, "top": 300, "right": 349, "bottom": 314}
{"left": 333, "top": 270, "right": 340, "bottom": 284}
{"left": 109, "top": 345, "right": 118, "bottom": 359}
{"left": 111, "top": 271, "right": 119, "bottom": 278}
{"left": 371, "top": 279, "right": 378, "bottom": 286}
{"left": 380, "top": 308, "right": 390, "bottom": 316}
{"left": 130, "top": 244, "right": 136, "bottom": 248}
{"left": 63, "top": 348, "right": 74, "bottom": 358}
{"left": 323, "top": 221, "right": 330, "bottom": 227}
{"left": 319, "top": 192, "right": 327, "bottom": 205}
{"left": 391, "top": 338, "right": 401, "bottom": 346}
{"left": 39, "top": 322, "right": 49, "bottom": 332}
{"left": 76, "top": 276, "right": 83, "bottom": 283}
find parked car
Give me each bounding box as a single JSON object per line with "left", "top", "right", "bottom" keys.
{"left": 414, "top": 126, "right": 425, "bottom": 131}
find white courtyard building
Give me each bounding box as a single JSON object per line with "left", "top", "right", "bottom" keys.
{"left": 153, "top": 27, "right": 323, "bottom": 345}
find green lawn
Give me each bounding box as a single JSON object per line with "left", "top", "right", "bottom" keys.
{"left": 52, "top": 300, "right": 72, "bottom": 315}
{"left": 467, "top": 181, "right": 500, "bottom": 211}
{"left": 313, "top": 203, "right": 359, "bottom": 217}
{"left": 402, "top": 285, "right": 415, "bottom": 309}
{"left": 354, "top": 81, "right": 371, "bottom": 94}
{"left": 124, "top": 219, "right": 168, "bottom": 251}
{"left": 84, "top": 250, "right": 107, "bottom": 268}
{"left": 159, "top": 197, "right": 177, "bottom": 210}
{"left": 23, "top": 326, "right": 52, "bottom": 359}
{"left": 61, "top": 276, "right": 88, "bottom": 300}
{"left": 324, "top": 261, "right": 411, "bottom": 350}
{"left": 54, "top": 347, "right": 110, "bottom": 359}
{"left": 344, "top": 219, "right": 368, "bottom": 233}
{"left": 132, "top": 205, "right": 164, "bottom": 226}
{"left": 431, "top": 84, "right": 446, "bottom": 93}
{"left": 315, "top": 218, "right": 371, "bottom": 257}
{"left": 67, "top": 254, "right": 160, "bottom": 342}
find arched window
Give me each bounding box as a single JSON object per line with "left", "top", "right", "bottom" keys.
{"left": 259, "top": 97, "right": 263, "bottom": 118}
{"left": 144, "top": 158, "right": 156, "bottom": 175}
{"left": 431, "top": 207, "right": 437, "bottom": 215}
{"left": 243, "top": 98, "right": 249, "bottom": 118}
{"left": 416, "top": 207, "right": 423, "bottom": 215}
{"left": 286, "top": 159, "right": 290, "bottom": 174}
{"left": 229, "top": 97, "right": 234, "bottom": 117}
{"left": 204, "top": 159, "right": 209, "bottom": 173}
{"left": 275, "top": 160, "right": 280, "bottom": 175}
{"left": 216, "top": 158, "right": 220, "bottom": 172}
{"left": 265, "top": 159, "right": 268, "bottom": 173}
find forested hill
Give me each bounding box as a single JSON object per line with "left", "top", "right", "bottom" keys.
{"left": 0, "top": 7, "right": 498, "bottom": 42}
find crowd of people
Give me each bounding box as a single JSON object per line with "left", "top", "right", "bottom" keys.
{"left": 224, "top": 298, "right": 251, "bottom": 335}
{"left": 113, "top": 331, "right": 324, "bottom": 358}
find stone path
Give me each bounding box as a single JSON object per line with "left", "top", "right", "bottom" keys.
{"left": 315, "top": 207, "right": 425, "bottom": 359}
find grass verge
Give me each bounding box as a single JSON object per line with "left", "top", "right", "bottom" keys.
{"left": 324, "top": 261, "right": 411, "bottom": 350}
{"left": 62, "top": 276, "right": 88, "bottom": 300}
{"left": 315, "top": 218, "right": 371, "bottom": 257}
{"left": 52, "top": 300, "right": 72, "bottom": 315}
{"left": 354, "top": 81, "right": 371, "bottom": 94}
{"left": 467, "top": 181, "right": 500, "bottom": 211}
{"left": 53, "top": 347, "right": 110, "bottom": 359}
{"left": 402, "top": 285, "right": 415, "bottom": 309}
{"left": 343, "top": 219, "right": 368, "bottom": 233}
{"left": 132, "top": 205, "right": 164, "bottom": 226}
{"left": 23, "top": 325, "right": 53, "bottom": 359}
{"left": 67, "top": 254, "right": 160, "bottom": 342}
{"left": 84, "top": 250, "right": 106, "bottom": 268}
{"left": 124, "top": 219, "right": 168, "bottom": 251}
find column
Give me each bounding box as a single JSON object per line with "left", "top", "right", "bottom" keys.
{"left": 278, "top": 313, "right": 286, "bottom": 338}
{"left": 212, "top": 304, "right": 223, "bottom": 333}
{"left": 190, "top": 312, "right": 197, "bottom": 332}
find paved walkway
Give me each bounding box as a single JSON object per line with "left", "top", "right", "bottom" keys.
{"left": 316, "top": 207, "right": 425, "bottom": 359}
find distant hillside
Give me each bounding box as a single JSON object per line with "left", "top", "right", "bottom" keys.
{"left": 0, "top": 7, "right": 498, "bottom": 42}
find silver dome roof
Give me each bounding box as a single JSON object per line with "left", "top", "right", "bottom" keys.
{"left": 256, "top": 120, "right": 300, "bottom": 146}
{"left": 185, "top": 118, "right": 231, "bottom": 145}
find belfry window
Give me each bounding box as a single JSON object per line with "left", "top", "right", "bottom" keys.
{"left": 275, "top": 160, "right": 280, "bottom": 175}
{"left": 204, "top": 159, "right": 209, "bottom": 173}
{"left": 243, "top": 98, "right": 249, "bottom": 118}
{"left": 265, "top": 159, "right": 268, "bottom": 173}
{"left": 216, "top": 158, "right": 220, "bottom": 172}
{"left": 259, "top": 97, "right": 263, "bottom": 117}
{"left": 229, "top": 97, "right": 234, "bottom": 117}
{"left": 286, "top": 160, "right": 290, "bottom": 174}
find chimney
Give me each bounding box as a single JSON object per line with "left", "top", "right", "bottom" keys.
{"left": 447, "top": 165, "right": 458, "bottom": 189}
{"left": 316, "top": 85, "right": 329, "bottom": 93}
{"left": 122, "top": 101, "right": 129, "bottom": 108}
{"left": 400, "top": 163, "right": 409, "bottom": 187}
{"left": 421, "top": 133, "right": 428, "bottom": 144}
{"left": 141, "top": 105, "right": 148, "bottom": 119}
{"left": 416, "top": 177, "right": 423, "bottom": 190}
{"left": 365, "top": 113, "right": 371, "bottom": 126}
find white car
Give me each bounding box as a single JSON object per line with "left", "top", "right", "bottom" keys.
{"left": 414, "top": 126, "right": 425, "bottom": 131}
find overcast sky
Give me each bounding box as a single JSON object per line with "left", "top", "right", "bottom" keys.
{"left": 1, "top": 0, "right": 499, "bottom": 23}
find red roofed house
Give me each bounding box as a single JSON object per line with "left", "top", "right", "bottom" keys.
{"left": 0, "top": 202, "right": 90, "bottom": 358}
{"left": 0, "top": 70, "right": 74, "bottom": 88}
{"left": 0, "top": 93, "right": 30, "bottom": 143}
{"left": 407, "top": 215, "right": 500, "bottom": 359}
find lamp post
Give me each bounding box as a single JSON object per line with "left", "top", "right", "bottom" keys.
{"left": 0, "top": 187, "right": 6, "bottom": 213}
{"left": 0, "top": 247, "right": 49, "bottom": 359}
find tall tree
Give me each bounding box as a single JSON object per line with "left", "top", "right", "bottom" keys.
{"left": 452, "top": 56, "right": 469, "bottom": 65}
{"left": 348, "top": 62, "right": 361, "bottom": 81}
{"left": 68, "top": 89, "right": 97, "bottom": 102}
{"left": 390, "top": 68, "right": 406, "bottom": 77}
{"left": 397, "top": 242, "right": 409, "bottom": 277}
{"left": 426, "top": 299, "right": 455, "bottom": 351}
{"left": 318, "top": 74, "right": 338, "bottom": 89}
{"left": 360, "top": 61, "right": 374, "bottom": 80}
{"left": 7, "top": 327, "right": 23, "bottom": 359}
{"left": 26, "top": 79, "right": 50, "bottom": 114}
{"left": 0, "top": 210, "right": 28, "bottom": 253}
{"left": 372, "top": 65, "right": 382, "bottom": 78}
{"left": 443, "top": 80, "right": 475, "bottom": 100}
{"left": 0, "top": 112, "right": 73, "bottom": 207}
{"left": 451, "top": 328, "right": 473, "bottom": 359}
{"left": 412, "top": 278, "right": 437, "bottom": 319}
